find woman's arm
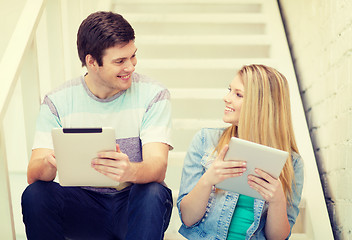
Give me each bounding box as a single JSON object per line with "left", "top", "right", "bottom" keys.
{"left": 248, "top": 169, "right": 290, "bottom": 239}
{"left": 180, "top": 145, "right": 246, "bottom": 226}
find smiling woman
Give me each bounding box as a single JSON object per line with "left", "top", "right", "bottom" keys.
{"left": 223, "top": 75, "right": 244, "bottom": 126}
{"left": 177, "top": 64, "right": 304, "bottom": 240}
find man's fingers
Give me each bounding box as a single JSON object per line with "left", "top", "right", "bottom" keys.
{"left": 116, "top": 144, "right": 121, "bottom": 153}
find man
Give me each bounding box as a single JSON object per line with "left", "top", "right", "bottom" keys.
{"left": 21, "top": 11, "right": 173, "bottom": 240}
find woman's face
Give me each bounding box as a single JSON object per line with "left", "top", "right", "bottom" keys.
{"left": 223, "top": 75, "right": 244, "bottom": 126}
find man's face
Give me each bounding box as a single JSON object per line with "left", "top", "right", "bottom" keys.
{"left": 93, "top": 40, "right": 137, "bottom": 97}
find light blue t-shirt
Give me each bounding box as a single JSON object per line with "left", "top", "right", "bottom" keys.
{"left": 33, "top": 72, "right": 173, "bottom": 191}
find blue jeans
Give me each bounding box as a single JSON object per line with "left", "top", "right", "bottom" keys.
{"left": 21, "top": 181, "right": 173, "bottom": 240}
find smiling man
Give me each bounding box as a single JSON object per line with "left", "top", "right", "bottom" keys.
{"left": 21, "top": 11, "right": 173, "bottom": 240}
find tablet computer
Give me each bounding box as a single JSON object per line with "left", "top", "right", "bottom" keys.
{"left": 52, "top": 127, "right": 118, "bottom": 187}
{"left": 215, "top": 137, "right": 289, "bottom": 200}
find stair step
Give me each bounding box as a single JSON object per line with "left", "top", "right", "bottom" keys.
{"left": 115, "top": 2, "right": 262, "bottom": 14}
{"left": 115, "top": 0, "right": 264, "bottom": 4}
{"left": 173, "top": 118, "right": 228, "bottom": 129}
{"left": 138, "top": 68, "right": 235, "bottom": 89}
{"left": 137, "top": 35, "right": 270, "bottom": 45}
{"left": 137, "top": 43, "right": 270, "bottom": 59}
{"left": 169, "top": 88, "right": 227, "bottom": 99}
{"left": 137, "top": 58, "right": 274, "bottom": 69}
{"left": 124, "top": 13, "right": 266, "bottom": 23}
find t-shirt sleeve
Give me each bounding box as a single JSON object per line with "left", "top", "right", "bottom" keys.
{"left": 32, "top": 96, "right": 62, "bottom": 150}
{"left": 140, "top": 88, "right": 173, "bottom": 149}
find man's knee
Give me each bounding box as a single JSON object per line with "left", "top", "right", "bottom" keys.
{"left": 22, "top": 181, "right": 60, "bottom": 212}
{"left": 131, "top": 182, "right": 172, "bottom": 202}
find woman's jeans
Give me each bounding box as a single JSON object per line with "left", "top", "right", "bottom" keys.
{"left": 21, "top": 181, "right": 173, "bottom": 240}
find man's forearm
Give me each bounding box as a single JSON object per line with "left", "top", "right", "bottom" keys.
{"left": 27, "top": 157, "right": 57, "bottom": 184}
{"left": 130, "top": 160, "right": 167, "bottom": 184}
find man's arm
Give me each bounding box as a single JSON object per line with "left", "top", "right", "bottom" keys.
{"left": 92, "top": 142, "right": 169, "bottom": 184}
{"left": 27, "top": 148, "right": 57, "bottom": 184}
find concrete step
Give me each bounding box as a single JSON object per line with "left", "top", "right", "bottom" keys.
{"left": 137, "top": 68, "right": 236, "bottom": 89}
{"left": 114, "top": 0, "right": 264, "bottom": 4}
{"left": 124, "top": 13, "right": 266, "bottom": 24}
{"left": 130, "top": 21, "right": 265, "bottom": 36}
{"left": 114, "top": 1, "right": 262, "bottom": 15}
{"left": 171, "top": 98, "right": 223, "bottom": 120}
{"left": 170, "top": 88, "right": 227, "bottom": 99}
{"left": 136, "top": 58, "right": 274, "bottom": 71}
{"left": 136, "top": 35, "right": 270, "bottom": 45}
{"left": 137, "top": 43, "right": 270, "bottom": 59}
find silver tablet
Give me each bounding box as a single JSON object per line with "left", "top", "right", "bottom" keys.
{"left": 52, "top": 127, "right": 118, "bottom": 187}
{"left": 215, "top": 137, "right": 289, "bottom": 199}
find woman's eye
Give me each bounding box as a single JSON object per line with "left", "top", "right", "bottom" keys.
{"left": 236, "top": 93, "right": 243, "bottom": 98}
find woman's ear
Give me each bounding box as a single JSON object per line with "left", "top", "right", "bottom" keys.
{"left": 85, "top": 54, "right": 98, "bottom": 71}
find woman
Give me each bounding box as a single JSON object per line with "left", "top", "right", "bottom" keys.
{"left": 177, "top": 64, "right": 304, "bottom": 239}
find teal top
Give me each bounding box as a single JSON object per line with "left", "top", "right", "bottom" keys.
{"left": 227, "top": 195, "right": 255, "bottom": 239}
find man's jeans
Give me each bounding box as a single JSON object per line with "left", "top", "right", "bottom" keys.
{"left": 21, "top": 181, "right": 173, "bottom": 240}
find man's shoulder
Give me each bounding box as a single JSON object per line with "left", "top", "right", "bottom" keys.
{"left": 46, "top": 76, "right": 84, "bottom": 98}
{"left": 131, "top": 72, "right": 167, "bottom": 90}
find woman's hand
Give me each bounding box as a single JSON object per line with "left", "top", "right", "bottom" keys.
{"left": 202, "top": 145, "right": 247, "bottom": 187}
{"left": 247, "top": 169, "right": 286, "bottom": 203}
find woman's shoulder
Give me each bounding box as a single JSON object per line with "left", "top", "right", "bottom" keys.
{"left": 195, "top": 127, "right": 226, "bottom": 142}
{"left": 291, "top": 151, "right": 304, "bottom": 174}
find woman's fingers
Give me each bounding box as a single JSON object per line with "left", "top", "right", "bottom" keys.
{"left": 216, "top": 144, "right": 229, "bottom": 161}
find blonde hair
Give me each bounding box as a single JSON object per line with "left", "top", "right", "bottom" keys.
{"left": 215, "top": 64, "right": 299, "bottom": 202}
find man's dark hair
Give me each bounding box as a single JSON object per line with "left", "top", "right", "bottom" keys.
{"left": 77, "top": 11, "right": 135, "bottom": 67}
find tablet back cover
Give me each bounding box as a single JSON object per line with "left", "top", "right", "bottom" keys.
{"left": 52, "top": 127, "right": 118, "bottom": 187}
{"left": 215, "top": 137, "right": 288, "bottom": 199}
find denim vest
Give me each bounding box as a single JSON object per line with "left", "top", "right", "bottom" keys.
{"left": 177, "top": 128, "right": 304, "bottom": 240}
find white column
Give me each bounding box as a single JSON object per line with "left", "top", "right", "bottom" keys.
{"left": 0, "top": 126, "right": 15, "bottom": 240}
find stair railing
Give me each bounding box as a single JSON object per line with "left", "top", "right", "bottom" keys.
{"left": 0, "top": 0, "right": 46, "bottom": 238}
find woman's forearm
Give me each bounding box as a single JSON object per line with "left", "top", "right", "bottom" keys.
{"left": 180, "top": 175, "right": 213, "bottom": 227}
{"left": 264, "top": 200, "right": 290, "bottom": 240}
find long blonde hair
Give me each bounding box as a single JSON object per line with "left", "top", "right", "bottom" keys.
{"left": 215, "top": 64, "right": 299, "bottom": 202}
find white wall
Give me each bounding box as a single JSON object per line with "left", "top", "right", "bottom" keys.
{"left": 279, "top": 0, "right": 352, "bottom": 239}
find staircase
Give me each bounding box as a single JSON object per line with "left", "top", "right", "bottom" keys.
{"left": 112, "top": 0, "right": 331, "bottom": 239}
{"left": 1, "top": 0, "right": 334, "bottom": 239}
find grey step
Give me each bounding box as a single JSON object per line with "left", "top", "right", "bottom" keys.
{"left": 136, "top": 58, "right": 274, "bottom": 69}
{"left": 132, "top": 21, "right": 265, "bottom": 36}
{"left": 171, "top": 98, "right": 224, "bottom": 119}
{"left": 140, "top": 68, "right": 236, "bottom": 89}
{"left": 137, "top": 43, "right": 270, "bottom": 59}
{"left": 170, "top": 88, "right": 227, "bottom": 99}
{"left": 136, "top": 35, "right": 270, "bottom": 45}
{"left": 114, "top": 2, "right": 262, "bottom": 14}
{"left": 124, "top": 13, "right": 266, "bottom": 23}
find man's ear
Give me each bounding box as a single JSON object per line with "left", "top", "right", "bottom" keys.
{"left": 85, "top": 54, "right": 98, "bottom": 71}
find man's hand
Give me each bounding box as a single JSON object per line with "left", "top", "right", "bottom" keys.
{"left": 91, "top": 144, "right": 136, "bottom": 183}
{"left": 27, "top": 148, "right": 57, "bottom": 184}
